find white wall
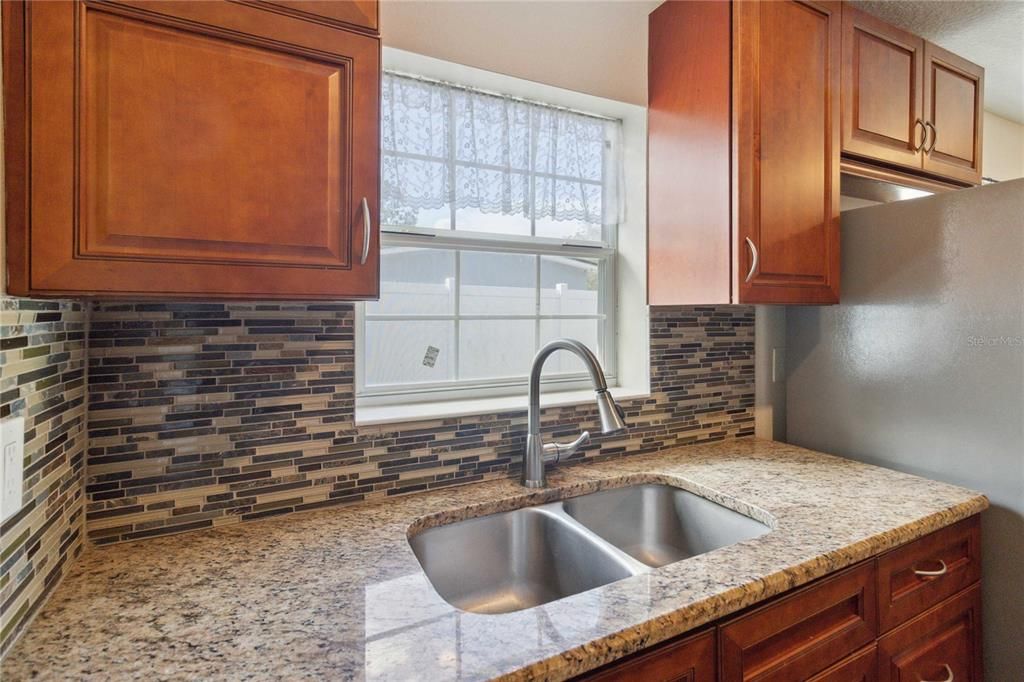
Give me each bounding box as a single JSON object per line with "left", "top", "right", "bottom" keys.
{"left": 983, "top": 111, "right": 1024, "bottom": 181}
{"left": 380, "top": 1, "right": 658, "bottom": 106}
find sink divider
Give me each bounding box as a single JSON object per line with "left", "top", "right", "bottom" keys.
{"left": 529, "top": 500, "right": 653, "bottom": 577}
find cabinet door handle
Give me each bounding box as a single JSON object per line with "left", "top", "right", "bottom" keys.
{"left": 744, "top": 237, "right": 759, "bottom": 283}
{"left": 360, "top": 197, "right": 372, "bottom": 265}
{"left": 925, "top": 122, "right": 937, "bottom": 154}
{"left": 914, "top": 120, "right": 927, "bottom": 151}
{"left": 913, "top": 559, "right": 947, "bottom": 577}
{"left": 921, "top": 663, "right": 954, "bottom": 682}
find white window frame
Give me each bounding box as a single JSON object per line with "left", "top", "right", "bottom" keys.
{"left": 355, "top": 49, "right": 650, "bottom": 421}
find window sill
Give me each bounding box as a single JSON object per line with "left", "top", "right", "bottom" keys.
{"left": 354, "top": 385, "right": 650, "bottom": 427}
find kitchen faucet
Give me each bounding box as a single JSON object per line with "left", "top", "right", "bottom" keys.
{"left": 521, "top": 338, "right": 628, "bottom": 488}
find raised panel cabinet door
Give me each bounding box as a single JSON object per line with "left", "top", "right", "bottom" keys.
{"left": 841, "top": 6, "right": 926, "bottom": 169}
{"left": 719, "top": 562, "right": 878, "bottom": 681}
{"left": 808, "top": 646, "right": 878, "bottom": 682}
{"left": 877, "top": 585, "right": 983, "bottom": 682}
{"left": 733, "top": 0, "right": 841, "bottom": 305}
{"left": 257, "top": 0, "right": 378, "bottom": 32}
{"left": 922, "top": 42, "right": 984, "bottom": 185}
{"left": 579, "top": 628, "right": 716, "bottom": 681}
{"left": 3, "top": 0, "right": 380, "bottom": 299}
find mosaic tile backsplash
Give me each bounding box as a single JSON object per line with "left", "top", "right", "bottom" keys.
{"left": 0, "top": 299, "right": 87, "bottom": 656}
{"left": 85, "top": 304, "right": 755, "bottom": 545}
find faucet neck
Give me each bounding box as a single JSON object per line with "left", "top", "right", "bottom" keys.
{"left": 527, "top": 339, "right": 607, "bottom": 436}
{"left": 523, "top": 338, "right": 619, "bottom": 488}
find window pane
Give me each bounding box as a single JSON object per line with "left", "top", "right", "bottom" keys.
{"left": 366, "top": 247, "right": 455, "bottom": 316}
{"left": 454, "top": 167, "right": 530, "bottom": 236}
{"left": 533, "top": 177, "right": 602, "bottom": 241}
{"left": 534, "top": 215, "right": 602, "bottom": 242}
{"left": 459, "top": 319, "right": 535, "bottom": 380}
{"left": 453, "top": 91, "right": 531, "bottom": 170}
{"left": 540, "top": 256, "right": 599, "bottom": 315}
{"left": 460, "top": 251, "right": 536, "bottom": 316}
{"left": 364, "top": 320, "right": 455, "bottom": 386}
{"left": 534, "top": 110, "right": 605, "bottom": 182}
{"left": 539, "top": 318, "right": 601, "bottom": 375}
{"left": 381, "top": 156, "right": 451, "bottom": 229}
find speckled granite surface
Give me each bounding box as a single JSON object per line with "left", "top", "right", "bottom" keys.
{"left": 1, "top": 438, "right": 988, "bottom": 681}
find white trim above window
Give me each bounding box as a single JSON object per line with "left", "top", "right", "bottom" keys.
{"left": 356, "top": 50, "right": 649, "bottom": 416}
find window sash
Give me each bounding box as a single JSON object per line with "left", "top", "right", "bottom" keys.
{"left": 357, "top": 239, "right": 616, "bottom": 403}
{"left": 361, "top": 72, "right": 620, "bottom": 404}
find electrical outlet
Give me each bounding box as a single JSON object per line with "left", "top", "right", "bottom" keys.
{"left": 1, "top": 416, "right": 25, "bottom": 522}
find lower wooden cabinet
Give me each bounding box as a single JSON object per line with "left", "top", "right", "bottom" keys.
{"left": 876, "top": 516, "right": 981, "bottom": 633}
{"left": 581, "top": 628, "right": 716, "bottom": 681}
{"left": 809, "top": 646, "right": 877, "bottom": 682}
{"left": 878, "top": 586, "right": 982, "bottom": 682}
{"left": 572, "top": 516, "right": 982, "bottom": 682}
{"left": 719, "top": 562, "right": 877, "bottom": 681}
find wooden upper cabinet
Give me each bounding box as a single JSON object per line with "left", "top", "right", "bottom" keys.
{"left": 840, "top": 3, "right": 984, "bottom": 186}
{"left": 647, "top": 0, "right": 840, "bottom": 306}
{"left": 734, "top": 0, "right": 841, "bottom": 305}
{"left": 257, "top": 1, "right": 378, "bottom": 32}
{"left": 647, "top": 0, "right": 731, "bottom": 305}
{"left": 841, "top": 6, "right": 925, "bottom": 169}
{"left": 3, "top": 0, "right": 381, "bottom": 299}
{"left": 922, "top": 42, "right": 984, "bottom": 185}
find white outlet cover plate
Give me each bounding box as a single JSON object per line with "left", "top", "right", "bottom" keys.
{"left": 1, "top": 416, "right": 25, "bottom": 522}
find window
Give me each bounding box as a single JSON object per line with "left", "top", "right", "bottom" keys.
{"left": 357, "top": 71, "right": 624, "bottom": 406}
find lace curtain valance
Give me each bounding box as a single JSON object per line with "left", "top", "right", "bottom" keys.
{"left": 381, "top": 72, "right": 623, "bottom": 234}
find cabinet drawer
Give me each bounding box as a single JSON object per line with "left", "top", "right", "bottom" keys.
{"left": 878, "top": 585, "right": 982, "bottom": 682}
{"left": 808, "top": 645, "right": 877, "bottom": 682}
{"left": 579, "top": 628, "right": 715, "bottom": 681}
{"left": 719, "top": 561, "right": 877, "bottom": 681}
{"left": 877, "top": 516, "right": 981, "bottom": 632}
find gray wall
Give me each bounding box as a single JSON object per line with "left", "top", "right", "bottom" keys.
{"left": 787, "top": 179, "right": 1024, "bottom": 679}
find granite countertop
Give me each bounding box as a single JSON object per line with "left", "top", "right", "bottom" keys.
{"left": 2, "top": 438, "right": 988, "bottom": 681}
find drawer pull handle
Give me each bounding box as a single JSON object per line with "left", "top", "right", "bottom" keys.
{"left": 913, "top": 559, "right": 948, "bottom": 577}
{"left": 921, "top": 664, "right": 953, "bottom": 682}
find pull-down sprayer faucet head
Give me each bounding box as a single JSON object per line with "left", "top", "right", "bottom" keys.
{"left": 595, "top": 389, "right": 627, "bottom": 435}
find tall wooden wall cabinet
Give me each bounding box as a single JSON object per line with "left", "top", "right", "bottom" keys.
{"left": 648, "top": 0, "right": 842, "bottom": 306}
{"left": 3, "top": 0, "right": 381, "bottom": 299}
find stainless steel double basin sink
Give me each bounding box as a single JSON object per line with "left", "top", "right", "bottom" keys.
{"left": 409, "top": 484, "right": 770, "bottom": 614}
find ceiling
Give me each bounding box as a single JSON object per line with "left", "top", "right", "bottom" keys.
{"left": 850, "top": 1, "right": 1024, "bottom": 123}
